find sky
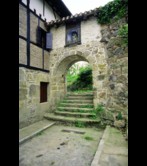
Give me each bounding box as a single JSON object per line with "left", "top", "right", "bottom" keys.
{"left": 62, "top": 0, "right": 113, "bottom": 15}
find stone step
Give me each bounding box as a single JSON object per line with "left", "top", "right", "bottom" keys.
{"left": 66, "top": 96, "right": 93, "bottom": 100}
{"left": 44, "top": 113, "right": 100, "bottom": 125}
{"left": 57, "top": 107, "right": 94, "bottom": 112}
{"left": 67, "top": 93, "right": 93, "bottom": 96}
{"left": 68, "top": 94, "right": 93, "bottom": 97}
{"left": 63, "top": 99, "right": 93, "bottom": 104}
{"left": 60, "top": 103, "right": 94, "bottom": 108}
{"left": 55, "top": 111, "right": 95, "bottom": 118}
{"left": 65, "top": 96, "right": 93, "bottom": 100}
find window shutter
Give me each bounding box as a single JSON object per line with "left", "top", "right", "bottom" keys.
{"left": 77, "top": 27, "right": 81, "bottom": 42}
{"left": 46, "top": 33, "right": 52, "bottom": 49}
{"left": 36, "top": 26, "right": 42, "bottom": 46}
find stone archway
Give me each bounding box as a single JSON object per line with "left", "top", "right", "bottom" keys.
{"left": 49, "top": 44, "right": 108, "bottom": 111}
{"left": 55, "top": 54, "right": 89, "bottom": 95}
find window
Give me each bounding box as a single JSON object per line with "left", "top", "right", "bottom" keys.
{"left": 66, "top": 22, "right": 81, "bottom": 46}
{"left": 40, "top": 82, "right": 48, "bottom": 103}
{"left": 36, "top": 26, "right": 52, "bottom": 50}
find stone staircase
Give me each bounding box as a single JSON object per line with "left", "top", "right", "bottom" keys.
{"left": 44, "top": 93, "right": 100, "bottom": 126}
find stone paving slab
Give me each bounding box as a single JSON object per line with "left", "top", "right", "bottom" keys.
{"left": 19, "top": 125, "right": 104, "bottom": 166}
{"left": 91, "top": 126, "right": 128, "bottom": 166}
{"left": 19, "top": 119, "right": 55, "bottom": 140}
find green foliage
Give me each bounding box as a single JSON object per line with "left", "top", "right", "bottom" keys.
{"left": 66, "top": 63, "right": 89, "bottom": 86}
{"left": 67, "top": 66, "right": 92, "bottom": 91}
{"left": 71, "top": 89, "right": 93, "bottom": 94}
{"left": 36, "top": 131, "right": 44, "bottom": 136}
{"left": 116, "top": 112, "right": 123, "bottom": 120}
{"left": 84, "top": 136, "right": 94, "bottom": 141}
{"left": 118, "top": 24, "right": 128, "bottom": 45}
{"left": 50, "top": 161, "right": 55, "bottom": 165}
{"left": 97, "top": 0, "right": 128, "bottom": 24}
{"left": 81, "top": 105, "right": 94, "bottom": 108}
{"left": 66, "top": 74, "right": 78, "bottom": 85}
{"left": 88, "top": 104, "right": 105, "bottom": 120}
{"left": 90, "top": 114, "right": 97, "bottom": 119}
{"left": 75, "top": 121, "right": 85, "bottom": 128}
{"left": 94, "top": 104, "right": 105, "bottom": 115}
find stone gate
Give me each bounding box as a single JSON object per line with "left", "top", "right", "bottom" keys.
{"left": 48, "top": 42, "right": 108, "bottom": 111}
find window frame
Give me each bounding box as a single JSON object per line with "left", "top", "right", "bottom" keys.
{"left": 40, "top": 82, "right": 48, "bottom": 103}
{"left": 36, "top": 26, "right": 52, "bottom": 50}
{"left": 65, "top": 21, "right": 81, "bottom": 46}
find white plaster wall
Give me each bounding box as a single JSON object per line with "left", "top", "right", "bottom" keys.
{"left": 81, "top": 16, "right": 102, "bottom": 44}
{"left": 51, "top": 25, "right": 65, "bottom": 49}
{"left": 22, "top": 0, "right": 61, "bottom": 22}
{"left": 30, "top": 0, "right": 43, "bottom": 17}
{"left": 44, "top": 1, "right": 60, "bottom": 21}
{"left": 22, "top": 0, "right": 27, "bottom": 5}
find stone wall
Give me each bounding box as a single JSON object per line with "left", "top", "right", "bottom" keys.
{"left": 19, "top": 67, "right": 50, "bottom": 129}
{"left": 100, "top": 18, "right": 128, "bottom": 127}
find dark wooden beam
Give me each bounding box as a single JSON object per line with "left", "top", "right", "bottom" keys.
{"left": 27, "top": 0, "right": 30, "bottom": 66}
{"left": 43, "top": 0, "right": 45, "bottom": 16}
{"left": 19, "top": 64, "right": 49, "bottom": 73}
{"left": 19, "top": 35, "right": 50, "bottom": 52}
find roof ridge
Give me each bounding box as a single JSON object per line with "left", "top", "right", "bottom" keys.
{"left": 46, "top": 7, "right": 99, "bottom": 26}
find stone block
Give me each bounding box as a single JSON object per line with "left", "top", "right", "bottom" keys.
{"left": 83, "top": 50, "right": 91, "bottom": 56}
{"left": 114, "top": 120, "right": 125, "bottom": 128}
{"left": 52, "top": 86, "right": 57, "bottom": 91}
{"left": 29, "top": 85, "right": 38, "bottom": 96}
{"left": 99, "top": 92, "right": 106, "bottom": 98}
{"left": 19, "top": 88, "right": 27, "bottom": 100}
{"left": 98, "top": 75, "right": 105, "bottom": 80}
{"left": 19, "top": 69, "right": 26, "bottom": 81}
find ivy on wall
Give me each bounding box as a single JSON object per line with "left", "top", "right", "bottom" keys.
{"left": 97, "top": 0, "right": 128, "bottom": 24}
{"left": 118, "top": 24, "right": 128, "bottom": 45}
{"left": 97, "top": 0, "right": 128, "bottom": 45}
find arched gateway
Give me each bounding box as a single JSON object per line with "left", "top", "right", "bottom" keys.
{"left": 49, "top": 46, "right": 108, "bottom": 111}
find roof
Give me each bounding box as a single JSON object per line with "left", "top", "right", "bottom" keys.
{"left": 46, "top": 0, "right": 72, "bottom": 18}
{"left": 46, "top": 8, "right": 99, "bottom": 27}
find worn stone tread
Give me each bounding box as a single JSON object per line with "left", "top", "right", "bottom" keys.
{"left": 65, "top": 97, "right": 93, "bottom": 100}
{"left": 62, "top": 99, "right": 93, "bottom": 103}
{"left": 44, "top": 113, "right": 100, "bottom": 123}
{"left": 58, "top": 106, "right": 94, "bottom": 111}
{"left": 60, "top": 103, "right": 94, "bottom": 108}
{"left": 55, "top": 111, "right": 95, "bottom": 117}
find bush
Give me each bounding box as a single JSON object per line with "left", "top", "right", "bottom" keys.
{"left": 67, "top": 66, "right": 92, "bottom": 91}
